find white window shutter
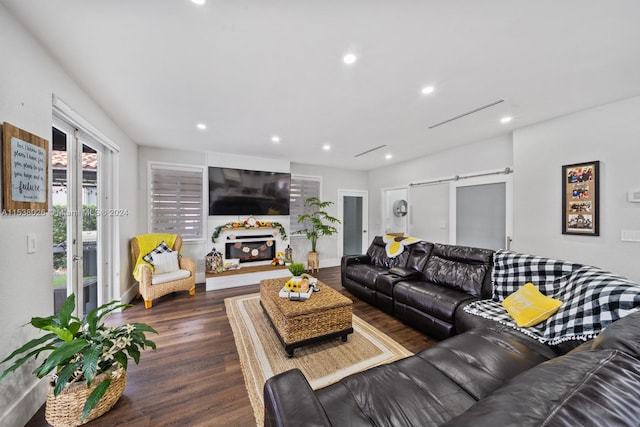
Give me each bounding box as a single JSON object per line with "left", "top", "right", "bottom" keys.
{"left": 290, "top": 175, "right": 321, "bottom": 234}
{"left": 150, "top": 164, "right": 204, "bottom": 240}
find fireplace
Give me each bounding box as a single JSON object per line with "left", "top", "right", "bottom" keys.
{"left": 225, "top": 235, "right": 276, "bottom": 264}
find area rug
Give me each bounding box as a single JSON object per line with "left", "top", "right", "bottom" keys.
{"left": 225, "top": 293, "right": 413, "bottom": 426}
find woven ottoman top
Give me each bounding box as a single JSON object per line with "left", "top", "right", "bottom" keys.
{"left": 260, "top": 277, "right": 352, "bottom": 317}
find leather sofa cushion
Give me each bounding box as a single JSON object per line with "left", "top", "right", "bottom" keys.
{"left": 405, "top": 241, "right": 434, "bottom": 271}
{"left": 591, "top": 310, "right": 640, "bottom": 358}
{"left": 454, "top": 299, "right": 502, "bottom": 333}
{"left": 441, "top": 349, "right": 640, "bottom": 427}
{"left": 316, "top": 354, "right": 477, "bottom": 427}
{"left": 423, "top": 255, "right": 488, "bottom": 298}
{"left": 394, "top": 281, "right": 475, "bottom": 322}
{"left": 376, "top": 269, "right": 422, "bottom": 296}
{"left": 345, "top": 264, "right": 387, "bottom": 289}
{"left": 417, "top": 326, "right": 558, "bottom": 401}
{"left": 366, "top": 236, "right": 410, "bottom": 268}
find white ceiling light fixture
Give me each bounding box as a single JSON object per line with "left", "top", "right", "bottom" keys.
{"left": 196, "top": 123, "right": 207, "bottom": 130}
{"left": 421, "top": 86, "right": 435, "bottom": 95}
{"left": 271, "top": 135, "right": 281, "bottom": 143}
{"left": 500, "top": 116, "right": 513, "bottom": 124}
{"left": 191, "top": 0, "right": 206, "bottom": 5}
{"left": 385, "top": 154, "right": 393, "bottom": 160}
{"left": 342, "top": 53, "right": 357, "bottom": 65}
{"left": 322, "top": 144, "right": 331, "bottom": 151}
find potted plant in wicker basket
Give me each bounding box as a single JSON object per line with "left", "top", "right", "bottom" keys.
{"left": 0, "top": 294, "right": 157, "bottom": 426}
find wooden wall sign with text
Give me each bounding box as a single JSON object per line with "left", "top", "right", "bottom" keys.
{"left": 2, "top": 122, "right": 49, "bottom": 214}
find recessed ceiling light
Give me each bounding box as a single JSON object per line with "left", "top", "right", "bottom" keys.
{"left": 421, "top": 86, "right": 435, "bottom": 95}
{"left": 271, "top": 135, "right": 281, "bottom": 143}
{"left": 500, "top": 116, "right": 512, "bottom": 124}
{"left": 191, "top": 0, "right": 206, "bottom": 5}
{"left": 322, "top": 144, "right": 331, "bottom": 151}
{"left": 342, "top": 53, "right": 357, "bottom": 65}
{"left": 385, "top": 154, "right": 393, "bottom": 160}
{"left": 196, "top": 123, "right": 207, "bottom": 130}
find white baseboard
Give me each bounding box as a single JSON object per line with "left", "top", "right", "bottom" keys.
{"left": 120, "top": 283, "right": 139, "bottom": 305}
{"left": 0, "top": 377, "right": 47, "bottom": 427}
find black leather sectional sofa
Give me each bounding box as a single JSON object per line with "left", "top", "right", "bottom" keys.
{"left": 264, "top": 312, "right": 640, "bottom": 426}
{"left": 341, "top": 236, "right": 494, "bottom": 340}
{"left": 263, "top": 237, "right": 640, "bottom": 426}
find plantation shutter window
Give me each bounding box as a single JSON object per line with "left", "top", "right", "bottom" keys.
{"left": 149, "top": 163, "right": 205, "bottom": 240}
{"left": 290, "top": 175, "right": 321, "bottom": 234}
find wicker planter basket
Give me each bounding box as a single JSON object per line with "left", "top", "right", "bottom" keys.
{"left": 45, "top": 368, "right": 127, "bottom": 427}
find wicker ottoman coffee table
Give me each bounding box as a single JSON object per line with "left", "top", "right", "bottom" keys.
{"left": 260, "top": 277, "right": 353, "bottom": 357}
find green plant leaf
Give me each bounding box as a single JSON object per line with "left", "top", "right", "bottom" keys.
{"left": 58, "top": 294, "right": 76, "bottom": 328}
{"left": 142, "top": 339, "right": 157, "bottom": 350}
{"left": 42, "top": 325, "right": 74, "bottom": 342}
{"left": 126, "top": 345, "right": 140, "bottom": 364}
{"left": 0, "top": 333, "right": 57, "bottom": 365}
{"left": 81, "top": 345, "right": 102, "bottom": 385}
{"left": 114, "top": 352, "right": 128, "bottom": 370}
{"left": 130, "top": 323, "right": 158, "bottom": 335}
{"left": 82, "top": 378, "right": 111, "bottom": 422}
{"left": 68, "top": 321, "right": 82, "bottom": 336}
{"left": 86, "top": 300, "right": 129, "bottom": 335}
{"left": 53, "top": 361, "right": 81, "bottom": 396}
{"left": 37, "top": 339, "right": 89, "bottom": 376}
{"left": 1, "top": 344, "right": 56, "bottom": 380}
{"left": 31, "top": 316, "right": 56, "bottom": 329}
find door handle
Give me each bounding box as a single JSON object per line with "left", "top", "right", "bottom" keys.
{"left": 72, "top": 255, "right": 83, "bottom": 262}
{"left": 363, "top": 230, "right": 367, "bottom": 233}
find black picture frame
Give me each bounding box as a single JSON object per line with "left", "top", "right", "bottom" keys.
{"left": 562, "top": 160, "right": 599, "bottom": 236}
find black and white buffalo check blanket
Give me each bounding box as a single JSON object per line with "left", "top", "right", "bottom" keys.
{"left": 464, "top": 250, "right": 640, "bottom": 345}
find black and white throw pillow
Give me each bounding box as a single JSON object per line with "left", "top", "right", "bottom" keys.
{"left": 143, "top": 241, "right": 173, "bottom": 264}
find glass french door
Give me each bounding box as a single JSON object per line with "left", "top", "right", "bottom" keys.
{"left": 52, "top": 119, "right": 101, "bottom": 316}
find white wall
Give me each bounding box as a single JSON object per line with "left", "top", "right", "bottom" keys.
{"left": 513, "top": 96, "right": 640, "bottom": 283}
{"left": 0, "top": 4, "right": 139, "bottom": 426}
{"left": 367, "top": 135, "right": 513, "bottom": 241}
{"left": 290, "top": 163, "right": 368, "bottom": 266}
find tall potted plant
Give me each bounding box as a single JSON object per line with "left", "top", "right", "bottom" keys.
{"left": 295, "top": 197, "right": 341, "bottom": 271}
{"left": 1, "top": 294, "right": 157, "bottom": 426}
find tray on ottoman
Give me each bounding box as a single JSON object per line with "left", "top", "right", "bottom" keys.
{"left": 260, "top": 277, "right": 353, "bottom": 357}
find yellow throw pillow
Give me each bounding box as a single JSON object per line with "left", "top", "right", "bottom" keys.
{"left": 502, "top": 283, "right": 563, "bottom": 327}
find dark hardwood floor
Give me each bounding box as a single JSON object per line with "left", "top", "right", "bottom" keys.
{"left": 26, "top": 267, "right": 436, "bottom": 426}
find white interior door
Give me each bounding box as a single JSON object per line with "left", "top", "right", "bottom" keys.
{"left": 338, "top": 190, "right": 369, "bottom": 257}
{"left": 449, "top": 173, "right": 513, "bottom": 250}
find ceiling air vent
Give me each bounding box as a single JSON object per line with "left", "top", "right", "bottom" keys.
{"left": 354, "top": 144, "right": 387, "bottom": 158}
{"left": 428, "top": 99, "right": 504, "bottom": 129}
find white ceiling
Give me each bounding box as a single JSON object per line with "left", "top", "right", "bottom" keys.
{"left": 3, "top": 0, "right": 640, "bottom": 171}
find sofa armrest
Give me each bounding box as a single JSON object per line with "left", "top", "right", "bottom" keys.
{"left": 388, "top": 267, "right": 422, "bottom": 279}
{"left": 264, "top": 369, "right": 332, "bottom": 427}
{"left": 341, "top": 254, "right": 371, "bottom": 268}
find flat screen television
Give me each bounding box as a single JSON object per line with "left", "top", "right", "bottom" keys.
{"left": 208, "top": 166, "right": 291, "bottom": 216}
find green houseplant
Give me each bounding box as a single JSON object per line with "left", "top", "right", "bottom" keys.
{"left": 0, "top": 294, "right": 157, "bottom": 425}
{"left": 287, "top": 262, "right": 306, "bottom": 277}
{"left": 295, "top": 197, "right": 341, "bottom": 253}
